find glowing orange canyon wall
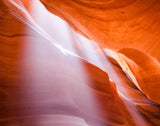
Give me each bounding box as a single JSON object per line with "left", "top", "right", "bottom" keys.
{"left": 1, "top": 0, "right": 160, "bottom": 125}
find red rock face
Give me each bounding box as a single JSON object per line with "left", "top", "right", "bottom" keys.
{"left": 1, "top": 0, "right": 160, "bottom": 125}
{"left": 40, "top": 0, "right": 160, "bottom": 104}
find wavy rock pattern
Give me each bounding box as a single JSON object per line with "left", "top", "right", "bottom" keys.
{"left": 0, "top": 0, "right": 160, "bottom": 125}
{"left": 40, "top": 0, "right": 160, "bottom": 105}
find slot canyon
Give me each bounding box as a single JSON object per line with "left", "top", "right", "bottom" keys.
{"left": 0, "top": 0, "right": 160, "bottom": 125}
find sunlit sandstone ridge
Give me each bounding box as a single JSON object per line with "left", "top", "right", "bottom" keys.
{"left": 1, "top": 0, "right": 160, "bottom": 126}
{"left": 40, "top": 0, "right": 160, "bottom": 104}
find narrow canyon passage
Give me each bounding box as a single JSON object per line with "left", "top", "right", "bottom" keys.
{"left": 1, "top": 0, "right": 160, "bottom": 126}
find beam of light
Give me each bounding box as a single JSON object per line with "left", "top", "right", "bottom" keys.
{"left": 7, "top": 0, "right": 77, "bottom": 56}
{"left": 24, "top": 0, "right": 112, "bottom": 124}
{"left": 0, "top": 115, "right": 89, "bottom": 126}
{"left": 5, "top": 0, "right": 148, "bottom": 125}
{"left": 63, "top": 9, "right": 149, "bottom": 126}
{"left": 4, "top": 0, "right": 112, "bottom": 125}
{"left": 63, "top": 18, "right": 149, "bottom": 126}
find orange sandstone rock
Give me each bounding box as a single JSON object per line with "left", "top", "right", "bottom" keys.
{"left": 40, "top": 0, "right": 160, "bottom": 104}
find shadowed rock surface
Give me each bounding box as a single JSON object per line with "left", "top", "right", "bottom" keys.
{"left": 40, "top": 0, "right": 160, "bottom": 105}
{"left": 1, "top": 0, "right": 160, "bottom": 125}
